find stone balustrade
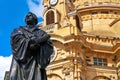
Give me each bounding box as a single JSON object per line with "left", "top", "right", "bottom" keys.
{"left": 81, "top": 13, "right": 120, "bottom": 21}
{"left": 41, "top": 23, "right": 57, "bottom": 33}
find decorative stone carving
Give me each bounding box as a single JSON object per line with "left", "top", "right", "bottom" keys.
{"left": 62, "top": 62, "right": 74, "bottom": 75}
{"left": 81, "top": 14, "right": 120, "bottom": 21}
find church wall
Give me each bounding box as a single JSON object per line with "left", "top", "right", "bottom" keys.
{"left": 42, "top": 0, "right": 120, "bottom": 80}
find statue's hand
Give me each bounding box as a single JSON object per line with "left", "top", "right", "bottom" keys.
{"left": 29, "top": 36, "right": 40, "bottom": 50}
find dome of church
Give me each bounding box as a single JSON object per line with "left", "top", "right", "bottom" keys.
{"left": 72, "top": 0, "right": 120, "bottom": 37}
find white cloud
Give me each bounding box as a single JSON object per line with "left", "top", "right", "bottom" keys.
{"left": 0, "top": 55, "right": 12, "bottom": 80}
{"left": 27, "top": 0, "right": 44, "bottom": 18}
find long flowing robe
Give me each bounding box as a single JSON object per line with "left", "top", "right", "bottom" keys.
{"left": 9, "top": 26, "right": 53, "bottom": 80}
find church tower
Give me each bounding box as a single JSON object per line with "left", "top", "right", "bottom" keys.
{"left": 41, "top": 0, "right": 120, "bottom": 80}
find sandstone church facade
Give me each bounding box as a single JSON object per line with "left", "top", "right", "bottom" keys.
{"left": 41, "top": 0, "right": 120, "bottom": 80}
{"left": 4, "top": 0, "right": 120, "bottom": 80}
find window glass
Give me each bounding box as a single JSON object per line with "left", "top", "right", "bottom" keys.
{"left": 93, "top": 57, "right": 107, "bottom": 66}
{"left": 46, "top": 11, "right": 54, "bottom": 25}
{"left": 94, "top": 57, "right": 97, "bottom": 61}
{"left": 103, "top": 59, "right": 107, "bottom": 62}
{"left": 98, "top": 58, "right": 102, "bottom": 62}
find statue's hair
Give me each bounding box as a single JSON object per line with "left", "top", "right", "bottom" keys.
{"left": 25, "top": 12, "right": 38, "bottom": 25}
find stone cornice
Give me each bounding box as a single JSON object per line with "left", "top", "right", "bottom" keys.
{"left": 77, "top": 5, "right": 120, "bottom": 13}
{"left": 51, "top": 33, "right": 120, "bottom": 54}
{"left": 79, "top": 34, "right": 120, "bottom": 54}
{"left": 86, "top": 66, "right": 117, "bottom": 73}
{"left": 47, "top": 59, "right": 71, "bottom": 70}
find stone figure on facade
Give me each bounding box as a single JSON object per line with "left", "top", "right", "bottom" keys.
{"left": 9, "top": 12, "right": 54, "bottom": 80}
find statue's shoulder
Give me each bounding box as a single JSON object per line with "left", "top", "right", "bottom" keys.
{"left": 11, "top": 26, "right": 24, "bottom": 37}
{"left": 38, "top": 28, "right": 48, "bottom": 34}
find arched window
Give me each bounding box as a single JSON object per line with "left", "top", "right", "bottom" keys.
{"left": 46, "top": 11, "right": 54, "bottom": 25}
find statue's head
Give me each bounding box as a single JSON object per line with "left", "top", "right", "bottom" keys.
{"left": 25, "top": 12, "right": 38, "bottom": 25}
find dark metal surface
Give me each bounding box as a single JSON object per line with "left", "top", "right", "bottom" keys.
{"left": 9, "top": 12, "right": 53, "bottom": 80}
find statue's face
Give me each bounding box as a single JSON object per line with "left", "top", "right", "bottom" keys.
{"left": 25, "top": 12, "right": 38, "bottom": 25}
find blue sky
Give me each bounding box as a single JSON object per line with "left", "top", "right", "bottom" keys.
{"left": 0, "top": 0, "right": 43, "bottom": 79}
{"left": 0, "top": 0, "right": 43, "bottom": 56}
{"left": 0, "top": 0, "right": 28, "bottom": 56}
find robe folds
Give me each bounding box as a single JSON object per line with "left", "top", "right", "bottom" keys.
{"left": 9, "top": 26, "right": 53, "bottom": 80}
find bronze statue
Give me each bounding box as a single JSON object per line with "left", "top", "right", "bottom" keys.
{"left": 9, "top": 12, "right": 53, "bottom": 80}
